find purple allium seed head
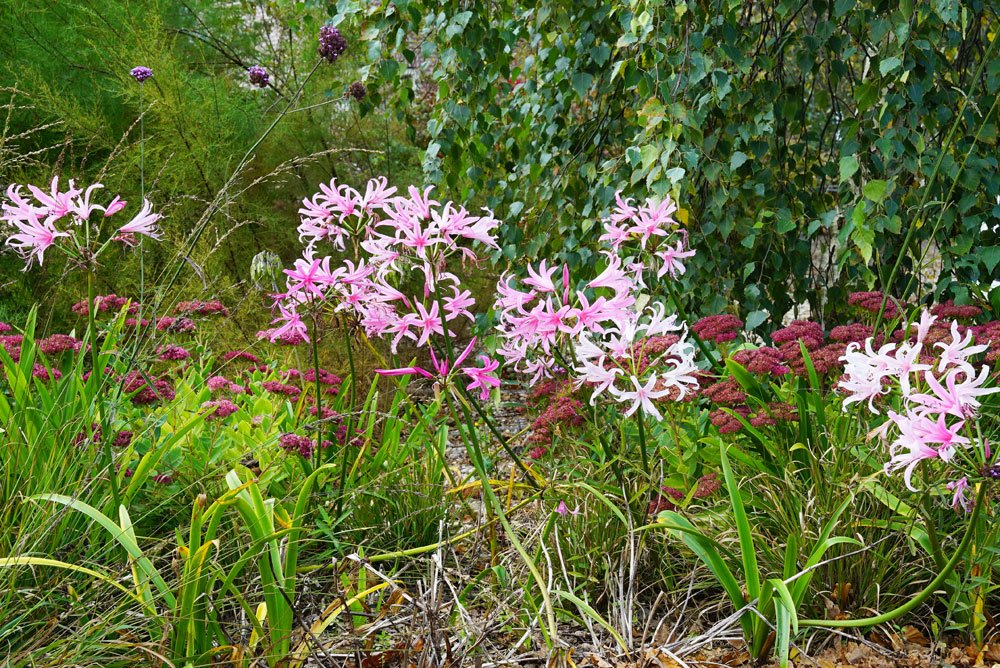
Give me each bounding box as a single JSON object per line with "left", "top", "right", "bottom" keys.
{"left": 130, "top": 67, "right": 153, "bottom": 83}
{"left": 247, "top": 65, "right": 270, "bottom": 88}
{"left": 318, "top": 25, "right": 347, "bottom": 63}
{"left": 348, "top": 81, "right": 367, "bottom": 100}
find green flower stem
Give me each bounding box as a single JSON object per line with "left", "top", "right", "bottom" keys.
{"left": 635, "top": 406, "right": 650, "bottom": 477}
{"left": 590, "top": 403, "right": 627, "bottom": 492}
{"left": 799, "top": 482, "right": 988, "bottom": 629}
{"left": 88, "top": 271, "right": 120, "bottom": 508}
{"left": 921, "top": 494, "right": 947, "bottom": 573}
{"left": 456, "top": 385, "right": 540, "bottom": 489}
{"left": 431, "top": 287, "right": 557, "bottom": 645}
{"left": 442, "top": 391, "right": 558, "bottom": 647}
{"left": 428, "top": 289, "right": 537, "bottom": 486}
{"left": 310, "top": 316, "right": 323, "bottom": 467}
{"left": 335, "top": 322, "right": 356, "bottom": 521}
{"left": 665, "top": 279, "right": 718, "bottom": 370}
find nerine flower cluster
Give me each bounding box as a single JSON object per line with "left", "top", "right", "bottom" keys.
{"left": 495, "top": 191, "right": 699, "bottom": 420}
{"left": 1, "top": 177, "right": 162, "bottom": 269}
{"left": 839, "top": 310, "right": 999, "bottom": 509}
{"left": 263, "top": 177, "right": 502, "bottom": 399}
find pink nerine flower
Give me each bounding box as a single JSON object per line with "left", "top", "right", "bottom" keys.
{"left": 947, "top": 478, "right": 972, "bottom": 513}
{"left": 909, "top": 366, "right": 999, "bottom": 419}
{"left": 555, "top": 500, "right": 580, "bottom": 516}
{"left": 4, "top": 215, "right": 69, "bottom": 269}
{"left": 25, "top": 177, "right": 80, "bottom": 221}
{"left": 934, "top": 320, "right": 988, "bottom": 373}
{"left": 115, "top": 199, "right": 162, "bottom": 241}
{"left": 617, "top": 374, "right": 674, "bottom": 420}
{"left": 655, "top": 239, "right": 696, "bottom": 278}
{"left": 267, "top": 304, "right": 309, "bottom": 344}
{"left": 462, "top": 355, "right": 501, "bottom": 400}
{"left": 573, "top": 304, "right": 699, "bottom": 420}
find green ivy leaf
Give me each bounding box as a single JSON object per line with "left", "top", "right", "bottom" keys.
{"left": 730, "top": 151, "right": 749, "bottom": 170}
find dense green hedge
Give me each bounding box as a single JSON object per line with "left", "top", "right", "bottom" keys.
{"left": 356, "top": 0, "right": 999, "bottom": 328}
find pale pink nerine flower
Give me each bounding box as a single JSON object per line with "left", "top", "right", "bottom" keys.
{"left": 908, "top": 366, "right": 999, "bottom": 420}
{"left": 283, "top": 252, "right": 337, "bottom": 302}
{"left": 842, "top": 311, "right": 998, "bottom": 493}
{"left": 947, "top": 477, "right": 972, "bottom": 513}
{"left": 840, "top": 311, "right": 996, "bottom": 414}
{"left": 884, "top": 410, "right": 968, "bottom": 490}
{"left": 363, "top": 191, "right": 499, "bottom": 287}
{"left": 934, "top": 321, "right": 988, "bottom": 373}
{"left": 3, "top": 179, "right": 134, "bottom": 228}
{"left": 494, "top": 254, "right": 638, "bottom": 383}
{"left": 840, "top": 339, "right": 931, "bottom": 410}
{"left": 601, "top": 191, "right": 677, "bottom": 249}
{"left": 573, "top": 304, "right": 700, "bottom": 421}
{"left": 280, "top": 178, "right": 500, "bottom": 357}
{"left": 2, "top": 178, "right": 145, "bottom": 268}
{"left": 298, "top": 177, "right": 398, "bottom": 250}
{"left": 25, "top": 177, "right": 80, "bottom": 221}
{"left": 115, "top": 199, "right": 162, "bottom": 241}
{"left": 555, "top": 500, "right": 580, "bottom": 516}
{"left": 599, "top": 191, "right": 695, "bottom": 280}
{"left": 266, "top": 303, "right": 310, "bottom": 343}
{"left": 655, "top": 238, "right": 697, "bottom": 278}
{"left": 4, "top": 214, "right": 69, "bottom": 269}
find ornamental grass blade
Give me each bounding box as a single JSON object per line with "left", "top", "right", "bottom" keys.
{"left": 720, "top": 444, "right": 760, "bottom": 601}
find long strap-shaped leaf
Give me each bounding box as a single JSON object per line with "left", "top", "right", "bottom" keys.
{"left": 0, "top": 556, "right": 157, "bottom": 617}
{"left": 33, "top": 494, "right": 176, "bottom": 608}
{"left": 720, "top": 445, "right": 760, "bottom": 601}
